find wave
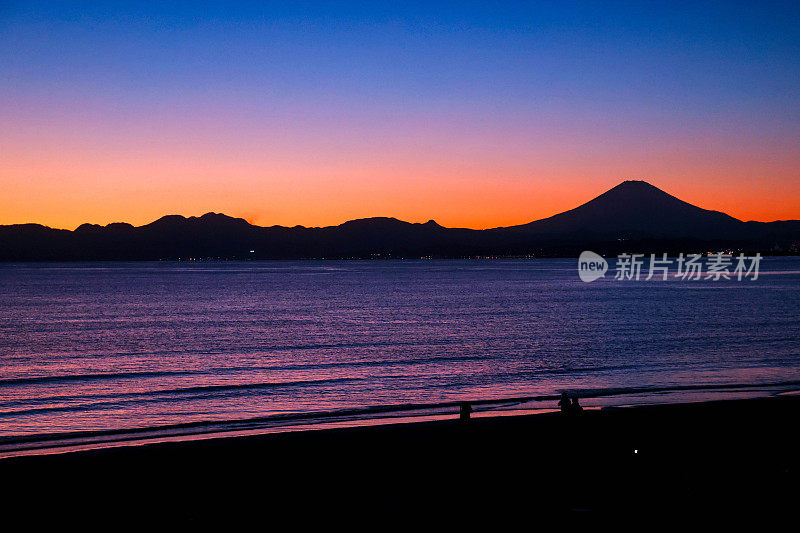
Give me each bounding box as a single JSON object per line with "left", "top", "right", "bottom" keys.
{"left": 0, "top": 370, "right": 197, "bottom": 387}
{"left": 0, "top": 353, "right": 494, "bottom": 389}
{"left": 0, "top": 377, "right": 362, "bottom": 418}
{"left": 3, "top": 378, "right": 800, "bottom": 455}
{"left": 1, "top": 359, "right": 759, "bottom": 412}
{"left": 0, "top": 338, "right": 473, "bottom": 363}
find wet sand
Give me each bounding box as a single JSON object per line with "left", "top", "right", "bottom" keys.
{"left": 1, "top": 395, "right": 797, "bottom": 525}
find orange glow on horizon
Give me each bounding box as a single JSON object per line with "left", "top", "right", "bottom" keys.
{"left": 2, "top": 159, "right": 799, "bottom": 230}
{"left": 2, "top": 168, "right": 798, "bottom": 231}
{"left": 2, "top": 101, "right": 798, "bottom": 230}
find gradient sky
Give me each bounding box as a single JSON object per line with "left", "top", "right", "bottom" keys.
{"left": 2, "top": 1, "right": 799, "bottom": 229}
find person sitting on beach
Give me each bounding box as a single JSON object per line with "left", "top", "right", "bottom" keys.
{"left": 558, "top": 393, "right": 571, "bottom": 414}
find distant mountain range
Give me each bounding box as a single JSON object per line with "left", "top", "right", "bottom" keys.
{"left": 2, "top": 180, "right": 798, "bottom": 260}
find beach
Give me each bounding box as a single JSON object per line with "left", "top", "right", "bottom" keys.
{"left": 2, "top": 395, "right": 797, "bottom": 525}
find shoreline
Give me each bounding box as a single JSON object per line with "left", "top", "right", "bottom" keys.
{"left": 3, "top": 379, "right": 799, "bottom": 459}
{"left": 2, "top": 394, "right": 798, "bottom": 523}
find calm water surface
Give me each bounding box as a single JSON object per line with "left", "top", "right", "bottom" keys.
{"left": 1, "top": 258, "right": 799, "bottom": 439}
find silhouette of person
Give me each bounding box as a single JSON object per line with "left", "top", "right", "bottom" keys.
{"left": 459, "top": 402, "right": 472, "bottom": 421}
{"left": 558, "top": 393, "right": 571, "bottom": 414}
{"left": 571, "top": 397, "right": 583, "bottom": 415}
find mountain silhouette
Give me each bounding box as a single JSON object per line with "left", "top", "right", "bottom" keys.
{"left": 511, "top": 180, "right": 744, "bottom": 239}
{"left": 1, "top": 181, "right": 797, "bottom": 260}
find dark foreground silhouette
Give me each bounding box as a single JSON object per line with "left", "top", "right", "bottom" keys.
{"left": 1, "top": 396, "right": 798, "bottom": 526}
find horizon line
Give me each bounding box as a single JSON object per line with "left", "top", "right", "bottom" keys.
{"left": 4, "top": 179, "right": 799, "bottom": 231}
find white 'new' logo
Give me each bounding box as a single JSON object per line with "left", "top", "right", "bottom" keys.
{"left": 578, "top": 251, "right": 608, "bottom": 282}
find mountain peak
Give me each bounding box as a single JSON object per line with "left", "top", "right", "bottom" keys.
{"left": 515, "top": 179, "right": 743, "bottom": 239}
{"left": 196, "top": 212, "right": 236, "bottom": 221}
{"left": 583, "top": 180, "right": 690, "bottom": 210}
{"left": 75, "top": 223, "right": 103, "bottom": 232}
{"left": 601, "top": 179, "right": 672, "bottom": 197}
{"left": 142, "top": 213, "right": 252, "bottom": 229}
{"left": 147, "top": 214, "right": 187, "bottom": 227}
{"left": 338, "top": 217, "right": 407, "bottom": 229}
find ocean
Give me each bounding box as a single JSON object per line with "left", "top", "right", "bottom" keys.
{"left": 1, "top": 258, "right": 799, "bottom": 453}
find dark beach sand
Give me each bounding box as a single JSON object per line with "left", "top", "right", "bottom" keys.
{"left": 1, "top": 396, "right": 797, "bottom": 525}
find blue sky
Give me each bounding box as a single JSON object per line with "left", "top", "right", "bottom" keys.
{"left": 2, "top": 1, "right": 799, "bottom": 228}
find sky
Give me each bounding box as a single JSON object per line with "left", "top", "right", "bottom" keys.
{"left": 1, "top": 1, "right": 799, "bottom": 229}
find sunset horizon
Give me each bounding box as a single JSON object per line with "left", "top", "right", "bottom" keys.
{"left": 3, "top": 3, "right": 799, "bottom": 230}
{"left": 2, "top": 1, "right": 799, "bottom": 525}
{"left": 2, "top": 177, "right": 798, "bottom": 231}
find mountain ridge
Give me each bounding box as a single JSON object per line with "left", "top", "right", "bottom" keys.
{"left": 2, "top": 181, "right": 798, "bottom": 260}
